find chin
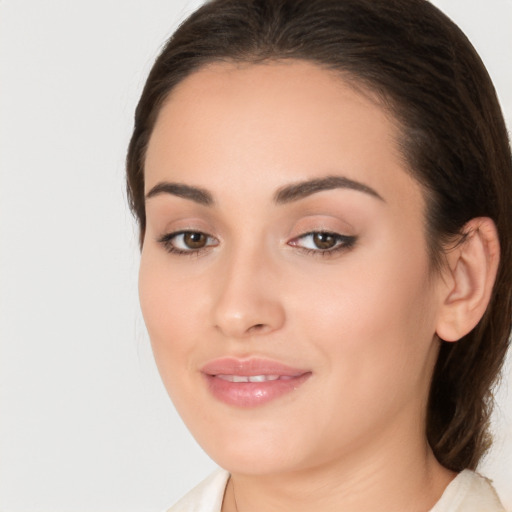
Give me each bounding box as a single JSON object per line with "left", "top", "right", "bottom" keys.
{"left": 207, "top": 442, "right": 303, "bottom": 476}
{"left": 182, "top": 409, "right": 320, "bottom": 476}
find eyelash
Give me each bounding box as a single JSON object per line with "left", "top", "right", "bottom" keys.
{"left": 288, "top": 231, "right": 357, "bottom": 257}
{"left": 157, "top": 231, "right": 219, "bottom": 256}
{"left": 157, "top": 230, "right": 357, "bottom": 257}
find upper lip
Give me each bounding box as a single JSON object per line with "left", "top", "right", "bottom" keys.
{"left": 201, "top": 357, "right": 309, "bottom": 377}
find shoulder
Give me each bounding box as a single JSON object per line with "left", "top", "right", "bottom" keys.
{"left": 166, "top": 468, "right": 230, "bottom": 512}
{"left": 430, "top": 469, "right": 507, "bottom": 512}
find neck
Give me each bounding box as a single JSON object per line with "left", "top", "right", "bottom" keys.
{"left": 222, "top": 429, "right": 455, "bottom": 512}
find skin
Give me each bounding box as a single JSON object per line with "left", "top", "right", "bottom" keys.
{"left": 139, "top": 60, "right": 461, "bottom": 511}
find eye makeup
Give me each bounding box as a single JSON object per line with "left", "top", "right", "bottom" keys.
{"left": 157, "top": 230, "right": 219, "bottom": 256}
{"left": 288, "top": 231, "right": 357, "bottom": 257}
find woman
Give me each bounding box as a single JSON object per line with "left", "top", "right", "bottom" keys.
{"left": 126, "top": 0, "right": 512, "bottom": 510}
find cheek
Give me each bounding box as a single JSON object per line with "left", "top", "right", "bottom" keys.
{"left": 292, "top": 235, "right": 438, "bottom": 394}
{"left": 138, "top": 251, "right": 206, "bottom": 374}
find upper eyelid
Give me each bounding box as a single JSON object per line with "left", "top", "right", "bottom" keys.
{"left": 290, "top": 229, "right": 353, "bottom": 240}
{"left": 296, "top": 229, "right": 341, "bottom": 236}
{"left": 159, "top": 229, "right": 218, "bottom": 242}
{"left": 158, "top": 226, "right": 218, "bottom": 239}
{"left": 292, "top": 231, "right": 353, "bottom": 240}
{"left": 289, "top": 214, "right": 355, "bottom": 233}
{"left": 289, "top": 231, "right": 355, "bottom": 244}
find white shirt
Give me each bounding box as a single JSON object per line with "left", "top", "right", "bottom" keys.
{"left": 167, "top": 468, "right": 506, "bottom": 512}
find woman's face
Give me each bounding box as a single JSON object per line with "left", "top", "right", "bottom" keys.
{"left": 140, "top": 61, "right": 446, "bottom": 475}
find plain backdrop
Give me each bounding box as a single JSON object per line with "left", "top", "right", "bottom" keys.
{"left": 0, "top": 1, "right": 511, "bottom": 511}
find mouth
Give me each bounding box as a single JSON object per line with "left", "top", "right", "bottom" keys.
{"left": 216, "top": 374, "right": 290, "bottom": 382}
{"left": 201, "top": 358, "right": 311, "bottom": 407}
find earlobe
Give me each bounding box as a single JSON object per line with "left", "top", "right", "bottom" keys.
{"left": 435, "top": 217, "right": 500, "bottom": 342}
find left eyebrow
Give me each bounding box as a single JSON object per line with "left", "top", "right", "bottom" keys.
{"left": 274, "top": 175, "right": 384, "bottom": 204}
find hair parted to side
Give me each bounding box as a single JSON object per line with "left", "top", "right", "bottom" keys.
{"left": 126, "top": 0, "right": 512, "bottom": 471}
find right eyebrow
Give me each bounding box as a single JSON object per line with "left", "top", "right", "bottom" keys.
{"left": 145, "top": 182, "right": 214, "bottom": 206}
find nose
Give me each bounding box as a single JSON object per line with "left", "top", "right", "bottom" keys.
{"left": 211, "top": 248, "right": 286, "bottom": 339}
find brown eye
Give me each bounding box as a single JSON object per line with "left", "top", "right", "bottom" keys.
{"left": 312, "top": 232, "right": 337, "bottom": 250}
{"left": 183, "top": 232, "right": 207, "bottom": 249}
{"left": 288, "top": 231, "right": 357, "bottom": 255}
{"left": 158, "top": 230, "right": 218, "bottom": 254}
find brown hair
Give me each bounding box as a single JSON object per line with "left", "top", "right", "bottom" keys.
{"left": 126, "top": 0, "right": 512, "bottom": 471}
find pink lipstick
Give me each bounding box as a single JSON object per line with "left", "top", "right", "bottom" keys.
{"left": 201, "top": 358, "right": 311, "bottom": 407}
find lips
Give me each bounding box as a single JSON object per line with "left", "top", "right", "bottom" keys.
{"left": 201, "top": 358, "right": 311, "bottom": 407}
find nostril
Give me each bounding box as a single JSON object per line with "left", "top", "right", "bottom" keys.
{"left": 250, "top": 323, "right": 265, "bottom": 332}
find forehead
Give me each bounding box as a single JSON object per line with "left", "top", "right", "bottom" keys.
{"left": 144, "top": 60, "right": 422, "bottom": 212}
{"left": 149, "top": 60, "right": 394, "bottom": 159}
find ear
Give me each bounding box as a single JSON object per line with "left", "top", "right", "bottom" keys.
{"left": 436, "top": 217, "right": 500, "bottom": 342}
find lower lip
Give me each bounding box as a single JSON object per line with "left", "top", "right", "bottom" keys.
{"left": 203, "top": 373, "right": 311, "bottom": 407}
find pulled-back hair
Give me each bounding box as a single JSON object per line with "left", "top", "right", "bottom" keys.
{"left": 126, "top": 0, "right": 512, "bottom": 471}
